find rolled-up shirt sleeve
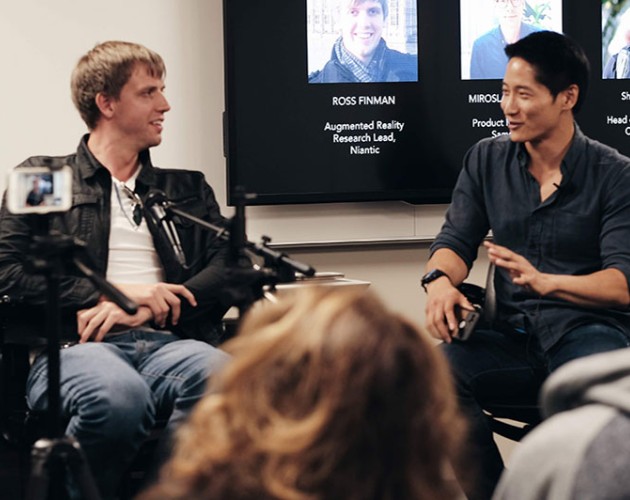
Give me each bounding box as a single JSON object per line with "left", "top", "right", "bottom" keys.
{"left": 430, "top": 142, "right": 491, "bottom": 269}
{"left": 599, "top": 159, "right": 630, "bottom": 291}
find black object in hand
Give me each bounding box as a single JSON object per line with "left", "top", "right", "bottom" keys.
{"left": 455, "top": 305, "right": 482, "bottom": 341}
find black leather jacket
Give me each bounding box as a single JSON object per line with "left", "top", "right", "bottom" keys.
{"left": 0, "top": 136, "right": 231, "bottom": 344}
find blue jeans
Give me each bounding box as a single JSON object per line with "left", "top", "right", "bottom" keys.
{"left": 442, "top": 323, "right": 630, "bottom": 500}
{"left": 26, "top": 330, "right": 230, "bottom": 499}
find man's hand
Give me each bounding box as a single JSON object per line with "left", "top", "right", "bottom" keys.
{"left": 77, "top": 302, "right": 153, "bottom": 343}
{"left": 113, "top": 283, "right": 197, "bottom": 328}
{"left": 425, "top": 277, "right": 475, "bottom": 344}
{"left": 484, "top": 241, "right": 550, "bottom": 295}
{"left": 485, "top": 241, "right": 630, "bottom": 307}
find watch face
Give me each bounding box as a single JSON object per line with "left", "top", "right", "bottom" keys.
{"left": 422, "top": 269, "right": 446, "bottom": 289}
{"left": 423, "top": 270, "right": 442, "bottom": 282}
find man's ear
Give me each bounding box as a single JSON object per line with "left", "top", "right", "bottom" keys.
{"left": 95, "top": 92, "right": 115, "bottom": 119}
{"left": 561, "top": 84, "right": 579, "bottom": 111}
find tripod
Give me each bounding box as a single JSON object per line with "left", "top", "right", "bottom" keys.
{"left": 24, "top": 229, "right": 137, "bottom": 500}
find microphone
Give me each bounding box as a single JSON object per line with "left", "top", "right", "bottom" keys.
{"left": 553, "top": 182, "right": 573, "bottom": 195}
{"left": 145, "top": 190, "right": 187, "bottom": 267}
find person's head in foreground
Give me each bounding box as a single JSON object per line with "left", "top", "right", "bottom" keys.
{"left": 141, "top": 287, "right": 466, "bottom": 500}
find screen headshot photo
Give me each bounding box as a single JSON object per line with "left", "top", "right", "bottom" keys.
{"left": 16, "top": 173, "right": 53, "bottom": 209}
{"left": 603, "top": 0, "right": 630, "bottom": 79}
{"left": 460, "top": 0, "right": 562, "bottom": 80}
{"left": 307, "top": 0, "right": 418, "bottom": 84}
{"left": 25, "top": 176, "right": 45, "bottom": 207}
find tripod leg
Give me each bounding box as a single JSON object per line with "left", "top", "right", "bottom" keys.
{"left": 26, "top": 438, "right": 53, "bottom": 500}
{"left": 26, "top": 437, "right": 102, "bottom": 500}
{"left": 62, "top": 437, "right": 102, "bottom": 500}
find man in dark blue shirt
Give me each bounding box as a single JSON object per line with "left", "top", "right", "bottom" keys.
{"left": 470, "top": 23, "right": 540, "bottom": 80}
{"left": 469, "top": 0, "right": 541, "bottom": 80}
{"left": 423, "top": 31, "right": 630, "bottom": 500}
{"left": 25, "top": 176, "right": 45, "bottom": 206}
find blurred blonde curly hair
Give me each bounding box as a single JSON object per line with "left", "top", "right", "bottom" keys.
{"left": 140, "top": 287, "right": 466, "bottom": 500}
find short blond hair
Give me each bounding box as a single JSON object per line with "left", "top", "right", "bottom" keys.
{"left": 71, "top": 41, "right": 165, "bottom": 129}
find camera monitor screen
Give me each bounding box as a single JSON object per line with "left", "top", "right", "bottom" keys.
{"left": 224, "top": 0, "right": 630, "bottom": 205}
{"left": 7, "top": 166, "right": 73, "bottom": 214}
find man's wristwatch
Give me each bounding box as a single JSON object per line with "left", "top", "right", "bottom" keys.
{"left": 421, "top": 269, "right": 449, "bottom": 291}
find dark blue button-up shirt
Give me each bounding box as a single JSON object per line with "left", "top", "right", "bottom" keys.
{"left": 431, "top": 125, "right": 630, "bottom": 351}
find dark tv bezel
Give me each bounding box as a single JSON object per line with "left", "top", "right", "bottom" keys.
{"left": 223, "top": 0, "right": 627, "bottom": 206}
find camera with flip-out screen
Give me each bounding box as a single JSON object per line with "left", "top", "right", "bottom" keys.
{"left": 7, "top": 165, "right": 72, "bottom": 214}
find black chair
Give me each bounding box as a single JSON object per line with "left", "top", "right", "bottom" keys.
{"left": 0, "top": 296, "right": 45, "bottom": 497}
{"left": 459, "top": 264, "right": 542, "bottom": 442}
{"left": 0, "top": 296, "right": 166, "bottom": 499}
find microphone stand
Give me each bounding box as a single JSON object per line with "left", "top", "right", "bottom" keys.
{"left": 145, "top": 189, "right": 316, "bottom": 316}
{"left": 24, "top": 222, "right": 138, "bottom": 500}
{"left": 160, "top": 209, "right": 315, "bottom": 281}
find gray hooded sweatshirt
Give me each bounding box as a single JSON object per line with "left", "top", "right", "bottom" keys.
{"left": 493, "top": 349, "right": 630, "bottom": 500}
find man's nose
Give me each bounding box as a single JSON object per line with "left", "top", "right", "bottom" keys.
{"left": 357, "top": 10, "right": 371, "bottom": 25}
{"left": 501, "top": 94, "right": 516, "bottom": 115}
{"left": 157, "top": 92, "right": 171, "bottom": 112}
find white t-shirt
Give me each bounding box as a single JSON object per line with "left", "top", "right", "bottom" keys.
{"left": 107, "top": 169, "right": 164, "bottom": 285}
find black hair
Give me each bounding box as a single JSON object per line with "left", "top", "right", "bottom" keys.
{"left": 505, "top": 31, "right": 590, "bottom": 113}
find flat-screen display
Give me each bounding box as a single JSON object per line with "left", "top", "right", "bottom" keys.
{"left": 224, "top": 0, "right": 630, "bottom": 205}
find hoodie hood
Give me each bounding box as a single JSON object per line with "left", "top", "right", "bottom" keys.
{"left": 542, "top": 349, "right": 630, "bottom": 418}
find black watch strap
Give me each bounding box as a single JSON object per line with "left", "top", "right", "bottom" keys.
{"left": 421, "top": 269, "right": 449, "bottom": 291}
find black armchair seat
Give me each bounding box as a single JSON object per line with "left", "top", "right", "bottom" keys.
{"left": 458, "top": 264, "right": 542, "bottom": 442}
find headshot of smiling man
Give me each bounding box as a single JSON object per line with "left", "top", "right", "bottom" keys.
{"left": 469, "top": 0, "right": 541, "bottom": 80}
{"left": 308, "top": 0, "right": 418, "bottom": 83}
{"left": 341, "top": 0, "right": 386, "bottom": 63}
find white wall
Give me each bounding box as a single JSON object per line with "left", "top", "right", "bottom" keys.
{"left": 0, "top": 0, "right": 227, "bottom": 202}
{"left": 0, "top": 0, "right": 490, "bottom": 328}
